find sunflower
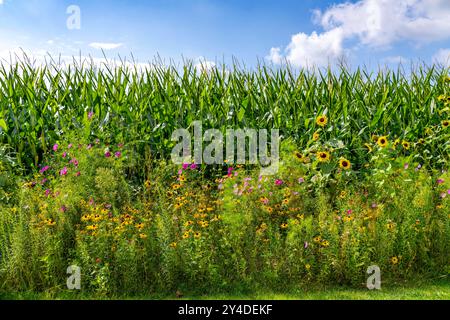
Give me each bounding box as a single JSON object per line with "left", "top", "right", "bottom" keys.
{"left": 169, "top": 242, "right": 177, "bottom": 248}
{"left": 317, "top": 151, "right": 331, "bottom": 162}
{"left": 313, "top": 236, "right": 322, "bottom": 243}
{"left": 321, "top": 240, "right": 330, "bottom": 247}
{"left": 294, "top": 151, "right": 304, "bottom": 161}
{"left": 443, "top": 120, "right": 449, "bottom": 128}
{"left": 339, "top": 158, "right": 351, "bottom": 170}
{"left": 364, "top": 143, "right": 373, "bottom": 153}
{"left": 313, "top": 132, "right": 320, "bottom": 141}
{"left": 316, "top": 115, "right": 328, "bottom": 127}
{"left": 393, "top": 139, "right": 400, "bottom": 148}
{"left": 417, "top": 138, "right": 425, "bottom": 145}
{"left": 194, "top": 232, "right": 201, "bottom": 239}
{"left": 280, "top": 223, "right": 288, "bottom": 229}
{"left": 139, "top": 233, "right": 148, "bottom": 239}
{"left": 377, "top": 136, "right": 388, "bottom": 148}
{"left": 402, "top": 141, "right": 410, "bottom": 150}
{"left": 182, "top": 232, "right": 190, "bottom": 239}
{"left": 390, "top": 256, "right": 399, "bottom": 265}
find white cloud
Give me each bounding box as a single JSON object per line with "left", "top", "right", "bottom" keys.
{"left": 194, "top": 57, "right": 216, "bottom": 73}
{"left": 432, "top": 49, "right": 450, "bottom": 67}
{"left": 382, "top": 56, "right": 407, "bottom": 64}
{"left": 89, "top": 42, "right": 124, "bottom": 50}
{"left": 268, "top": 0, "right": 450, "bottom": 67}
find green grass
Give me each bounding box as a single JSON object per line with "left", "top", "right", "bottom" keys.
{"left": 1, "top": 279, "right": 449, "bottom": 300}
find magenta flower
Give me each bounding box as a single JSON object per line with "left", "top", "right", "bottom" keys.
{"left": 53, "top": 144, "right": 58, "bottom": 152}
{"left": 70, "top": 158, "right": 79, "bottom": 167}
{"left": 190, "top": 163, "right": 198, "bottom": 170}
{"left": 114, "top": 151, "right": 122, "bottom": 158}
{"left": 62, "top": 152, "right": 67, "bottom": 158}
{"left": 105, "top": 151, "right": 111, "bottom": 158}
{"left": 45, "top": 189, "right": 51, "bottom": 197}
{"left": 39, "top": 166, "right": 50, "bottom": 174}
{"left": 60, "top": 205, "right": 67, "bottom": 213}
{"left": 88, "top": 111, "right": 94, "bottom": 120}
{"left": 60, "top": 167, "right": 68, "bottom": 176}
{"left": 347, "top": 209, "right": 352, "bottom": 215}
{"left": 227, "top": 167, "right": 234, "bottom": 177}
{"left": 437, "top": 179, "right": 444, "bottom": 185}
{"left": 41, "top": 178, "right": 48, "bottom": 185}
{"left": 447, "top": 189, "right": 450, "bottom": 195}
{"left": 275, "top": 179, "right": 283, "bottom": 186}
{"left": 75, "top": 171, "right": 81, "bottom": 177}
{"left": 182, "top": 163, "right": 190, "bottom": 170}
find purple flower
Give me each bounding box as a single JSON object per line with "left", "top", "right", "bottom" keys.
{"left": 105, "top": 151, "right": 111, "bottom": 158}
{"left": 298, "top": 177, "right": 305, "bottom": 183}
{"left": 88, "top": 111, "right": 94, "bottom": 120}
{"left": 60, "top": 167, "right": 68, "bottom": 176}
{"left": 304, "top": 242, "right": 309, "bottom": 249}
{"left": 114, "top": 151, "right": 122, "bottom": 158}
{"left": 275, "top": 179, "right": 283, "bottom": 186}
{"left": 437, "top": 179, "right": 444, "bottom": 185}
{"left": 53, "top": 144, "right": 58, "bottom": 152}
{"left": 39, "top": 165, "right": 50, "bottom": 174}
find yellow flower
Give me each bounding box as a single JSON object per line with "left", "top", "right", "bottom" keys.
{"left": 313, "top": 132, "right": 320, "bottom": 141}
{"left": 372, "top": 134, "right": 379, "bottom": 142}
{"left": 364, "top": 143, "right": 373, "bottom": 153}
{"left": 182, "top": 232, "right": 190, "bottom": 239}
{"left": 139, "top": 233, "right": 147, "bottom": 239}
{"left": 86, "top": 225, "right": 98, "bottom": 231}
{"left": 294, "top": 151, "right": 303, "bottom": 160}
{"left": 172, "top": 184, "right": 181, "bottom": 190}
{"left": 135, "top": 223, "right": 145, "bottom": 230}
{"left": 46, "top": 219, "right": 56, "bottom": 226}
{"left": 169, "top": 242, "right": 177, "bottom": 248}
{"left": 194, "top": 232, "right": 201, "bottom": 239}
{"left": 443, "top": 120, "right": 449, "bottom": 128}
{"left": 282, "top": 198, "right": 289, "bottom": 205}
{"left": 317, "top": 151, "right": 331, "bottom": 163}
{"left": 402, "top": 141, "right": 410, "bottom": 150}
{"left": 437, "top": 94, "right": 446, "bottom": 101}
{"left": 386, "top": 222, "right": 395, "bottom": 231}
{"left": 313, "top": 236, "right": 322, "bottom": 243}
{"left": 280, "top": 223, "right": 288, "bottom": 229}
{"left": 377, "top": 136, "right": 388, "bottom": 148}
{"left": 393, "top": 139, "right": 400, "bottom": 148}
{"left": 144, "top": 180, "right": 151, "bottom": 189}
{"left": 184, "top": 220, "right": 194, "bottom": 227}
{"left": 321, "top": 240, "right": 330, "bottom": 247}
{"left": 174, "top": 202, "right": 183, "bottom": 210}
{"left": 305, "top": 264, "right": 311, "bottom": 271}
{"left": 316, "top": 115, "right": 328, "bottom": 127}
{"left": 339, "top": 158, "right": 351, "bottom": 170}
{"left": 391, "top": 256, "right": 399, "bottom": 265}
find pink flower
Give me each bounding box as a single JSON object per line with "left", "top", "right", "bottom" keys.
{"left": 404, "top": 163, "right": 409, "bottom": 170}
{"left": 298, "top": 177, "right": 305, "bottom": 183}
{"left": 447, "top": 189, "right": 450, "bottom": 195}
{"left": 227, "top": 167, "right": 234, "bottom": 177}
{"left": 182, "top": 163, "right": 190, "bottom": 170}
{"left": 105, "top": 151, "right": 111, "bottom": 158}
{"left": 118, "top": 143, "right": 124, "bottom": 148}
{"left": 87, "top": 144, "right": 92, "bottom": 150}
{"left": 70, "top": 158, "right": 79, "bottom": 167}
{"left": 45, "top": 189, "right": 51, "bottom": 197}
{"left": 53, "top": 144, "right": 58, "bottom": 152}
{"left": 178, "top": 169, "right": 183, "bottom": 175}
{"left": 60, "top": 167, "right": 68, "bottom": 176}
{"left": 68, "top": 144, "right": 73, "bottom": 149}
{"left": 75, "top": 171, "right": 81, "bottom": 177}
{"left": 60, "top": 205, "right": 67, "bottom": 213}
{"left": 114, "top": 151, "right": 122, "bottom": 158}
{"left": 39, "top": 166, "right": 50, "bottom": 174}
{"left": 62, "top": 152, "right": 67, "bottom": 158}
{"left": 88, "top": 111, "right": 94, "bottom": 120}
{"left": 437, "top": 179, "right": 444, "bottom": 185}
{"left": 275, "top": 179, "right": 283, "bottom": 186}
{"left": 347, "top": 209, "right": 352, "bottom": 215}
{"left": 190, "top": 163, "right": 198, "bottom": 170}
{"left": 304, "top": 242, "right": 309, "bottom": 249}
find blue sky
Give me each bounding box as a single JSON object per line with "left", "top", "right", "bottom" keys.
{"left": 0, "top": 0, "right": 449, "bottom": 69}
